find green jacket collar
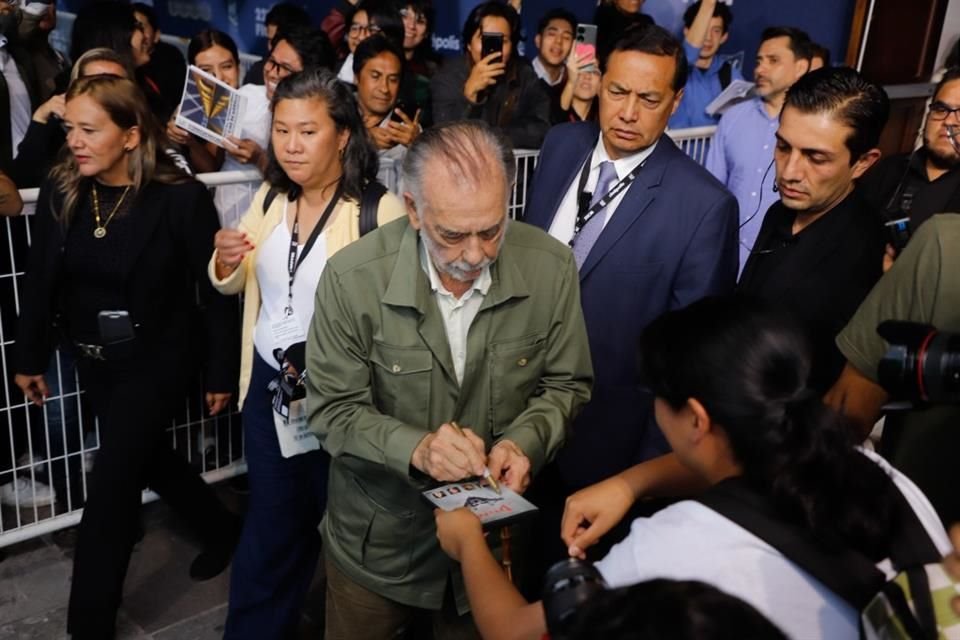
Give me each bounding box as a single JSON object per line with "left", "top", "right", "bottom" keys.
{"left": 381, "top": 222, "right": 531, "bottom": 313}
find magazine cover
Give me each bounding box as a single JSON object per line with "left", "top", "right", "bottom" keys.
{"left": 423, "top": 479, "right": 538, "bottom": 529}
{"left": 175, "top": 65, "right": 247, "bottom": 148}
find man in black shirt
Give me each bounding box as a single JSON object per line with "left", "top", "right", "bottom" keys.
{"left": 859, "top": 68, "right": 960, "bottom": 235}
{"left": 739, "top": 67, "right": 888, "bottom": 391}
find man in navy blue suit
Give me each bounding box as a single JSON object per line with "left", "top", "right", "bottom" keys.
{"left": 523, "top": 25, "right": 738, "bottom": 558}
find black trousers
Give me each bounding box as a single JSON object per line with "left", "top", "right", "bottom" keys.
{"left": 66, "top": 351, "right": 232, "bottom": 639}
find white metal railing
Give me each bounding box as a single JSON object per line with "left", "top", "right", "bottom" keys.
{"left": 669, "top": 125, "right": 717, "bottom": 165}
{"left": 0, "top": 132, "right": 713, "bottom": 546}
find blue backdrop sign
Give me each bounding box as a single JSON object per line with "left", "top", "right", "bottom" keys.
{"left": 56, "top": 0, "right": 855, "bottom": 77}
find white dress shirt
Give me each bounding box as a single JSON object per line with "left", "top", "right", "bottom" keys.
{"left": 420, "top": 242, "right": 492, "bottom": 385}
{"left": 547, "top": 134, "right": 658, "bottom": 245}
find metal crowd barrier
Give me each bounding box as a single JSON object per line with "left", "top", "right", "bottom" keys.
{"left": 0, "top": 134, "right": 714, "bottom": 547}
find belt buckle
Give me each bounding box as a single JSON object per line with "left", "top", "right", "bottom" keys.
{"left": 79, "top": 343, "right": 105, "bottom": 361}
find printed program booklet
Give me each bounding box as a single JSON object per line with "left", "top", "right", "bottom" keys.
{"left": 423, "top": 479, "right": 538, "bottom": 529}
{"left": 705, "top": 79, "right": 755, "bottom": 116}
{"left": 175, "top": 65, "right": 246, "bottom": 148}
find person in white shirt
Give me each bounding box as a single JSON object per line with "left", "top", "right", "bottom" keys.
{"left": 435, "top": 296, "right": 952, "bottom": 640}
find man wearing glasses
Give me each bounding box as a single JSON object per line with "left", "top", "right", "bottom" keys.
{"left": 859, "top": 68, "right": 960, "bottom": 251}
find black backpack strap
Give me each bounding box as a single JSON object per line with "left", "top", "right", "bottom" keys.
{"left": 262, "top": 186, "right": 280, "bottom": 215}
{"left": 359, "top": 180, "right": 387, "bottom": 237}
{"left": 884, "top": 487, "right": 943, "bottom": 640}
{"left": 695, "top": 478, "right": 886, "bottom": 610}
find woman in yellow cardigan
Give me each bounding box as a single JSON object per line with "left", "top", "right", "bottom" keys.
{"left": 208, "top": 67, "right": 405, "bottom": 639}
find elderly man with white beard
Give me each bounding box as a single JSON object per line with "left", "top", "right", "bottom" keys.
{"left": 305, "top": 120, "right": 593, "bottom": 640}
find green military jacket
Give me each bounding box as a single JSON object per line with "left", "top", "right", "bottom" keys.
{"left": 306, "top": 217, "right": 593, "bottom": 612}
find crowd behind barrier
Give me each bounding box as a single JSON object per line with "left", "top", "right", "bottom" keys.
{"left": 0, "top": 92, "right": 714, "bottom": 547}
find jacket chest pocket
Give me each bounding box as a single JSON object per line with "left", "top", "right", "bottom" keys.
{"left": 489, "top": 334, "right": 547, "bottom": 435}
{"left": 370, "top": 342, "right": 433, "bottom": 426}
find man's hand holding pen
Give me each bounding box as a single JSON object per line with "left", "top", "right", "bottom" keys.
{"left": 412, "top": 422, "right": 530, "bottom": 493}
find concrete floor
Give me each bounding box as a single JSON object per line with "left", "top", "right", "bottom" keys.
{"left": 0, "top": 482, "right": 325, "bottom": 639}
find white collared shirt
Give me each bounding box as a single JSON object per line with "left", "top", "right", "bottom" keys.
{"left": 547, "top": 134, "right": 658, "bottom": 245}
{"left": 532, "top": 56, "right": 565, "bottom": 87}
{"left": 420, "top": 242, "right": 492, "bottom": 385}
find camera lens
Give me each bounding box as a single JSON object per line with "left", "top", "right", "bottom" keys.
{"left": 878, "top": 322, "right": 960, "bottom": 403}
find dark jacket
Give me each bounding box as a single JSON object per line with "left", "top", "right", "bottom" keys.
{"left": 524, "top": 122, "right": 739, "bottom": 488}
{"left": 12, "top": 118, "right": 63, "bottom": 187}
{"left": 430, "top": 55, "right": 551, "bottom": 149}
{"left": 0, "top": 42, "right": 41, "bottom": 172}
{"left": 594, "top": 5, "right": 655, "bottom": 62}
{"left": 14, "top": 178, "right": 239, "bottom": 393}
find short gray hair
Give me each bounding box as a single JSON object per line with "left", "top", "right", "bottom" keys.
{"left": 402, "top": 120, "right": 517, "bottom": 215}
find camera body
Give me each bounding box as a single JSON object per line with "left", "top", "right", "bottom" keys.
{"left": 542, "top": 558, "right": 608, "bottom": 640}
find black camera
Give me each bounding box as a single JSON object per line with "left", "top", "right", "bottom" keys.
{"left": 542, "top": 558, "right": 608, "bottom": 640}
{"left": 877, "top": 321, "right": 960, "bottom": 404}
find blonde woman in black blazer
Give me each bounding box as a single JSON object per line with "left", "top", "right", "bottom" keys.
{"left": 13, "top": 76, "right": 240, "bottom": 640}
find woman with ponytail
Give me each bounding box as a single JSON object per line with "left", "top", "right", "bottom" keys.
{"left": 434, "top": 296, "right": 951, "bottom": 640}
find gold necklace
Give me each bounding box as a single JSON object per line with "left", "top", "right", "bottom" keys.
{"left": 91, "top": 184, "right": 131, "bottom": 239}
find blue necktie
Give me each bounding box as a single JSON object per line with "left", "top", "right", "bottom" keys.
{"left": 573, "top": 161, "right": 619, "bottom": 270}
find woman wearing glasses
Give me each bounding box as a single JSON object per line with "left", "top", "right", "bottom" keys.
{"left": 210, "top": 67, "right": 404, "bottom": 639}
{"left": 207, "top": 24, "right": 333, "bottom": 228}
{"left": 338, "top": 0, "right": 404, "bottom": 84}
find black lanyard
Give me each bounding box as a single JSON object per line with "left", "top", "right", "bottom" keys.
{"left": 570, "top": 157, "right": 645, "bottom": 245}
{"left": 285, "top": 183, "right": 344, "bottom": 316}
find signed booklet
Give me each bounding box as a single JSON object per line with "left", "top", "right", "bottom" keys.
{"left": 423, "top": 479, "right": 538, "bottom": 529}
{"left": 175, "top": 65, "right": 246, "bottom": 148}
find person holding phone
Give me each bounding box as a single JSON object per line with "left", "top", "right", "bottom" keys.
{"left": 354, "top": 35, "right": 421, "bottom": 190}
{"left": 431, "top": 1, "right": 550, "bottom": 149}
{"left": 355, "top": 35, "right": 421, "bottom": 151}
{"left": 12, "top": 75, "right": 241, "bottom": 640}
{"left": 209, "top": 68, "right": 405, "bottom": 638}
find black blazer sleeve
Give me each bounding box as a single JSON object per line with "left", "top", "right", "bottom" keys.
{"left": 13, "top": 180, "right": 61, "bottom": 375}
{"left": 177, "top": 182, "right": 239, "bottom": 393}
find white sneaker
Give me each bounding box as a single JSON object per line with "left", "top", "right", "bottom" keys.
{"left": 0, "top": 477, "right": 56, "bottom": 508}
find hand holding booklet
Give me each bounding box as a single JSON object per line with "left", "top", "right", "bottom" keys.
{"left": 423, "top": 478, "right": 538, "bottom": 529}
{"left": 705, "top": 79, "right": 755, "bottom": 117}
{"left": 175, "top": 65, "right": 247, "bottom": 149}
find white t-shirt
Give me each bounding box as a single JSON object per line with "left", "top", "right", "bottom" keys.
{"left": 214, "top": 83, "right": 272, "bottom": 229}
{"left": 594, "top": 450, "right": 951, "bottom": 639}
{"left": 253, "top": 199, "right": 330, "bottom": 367}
